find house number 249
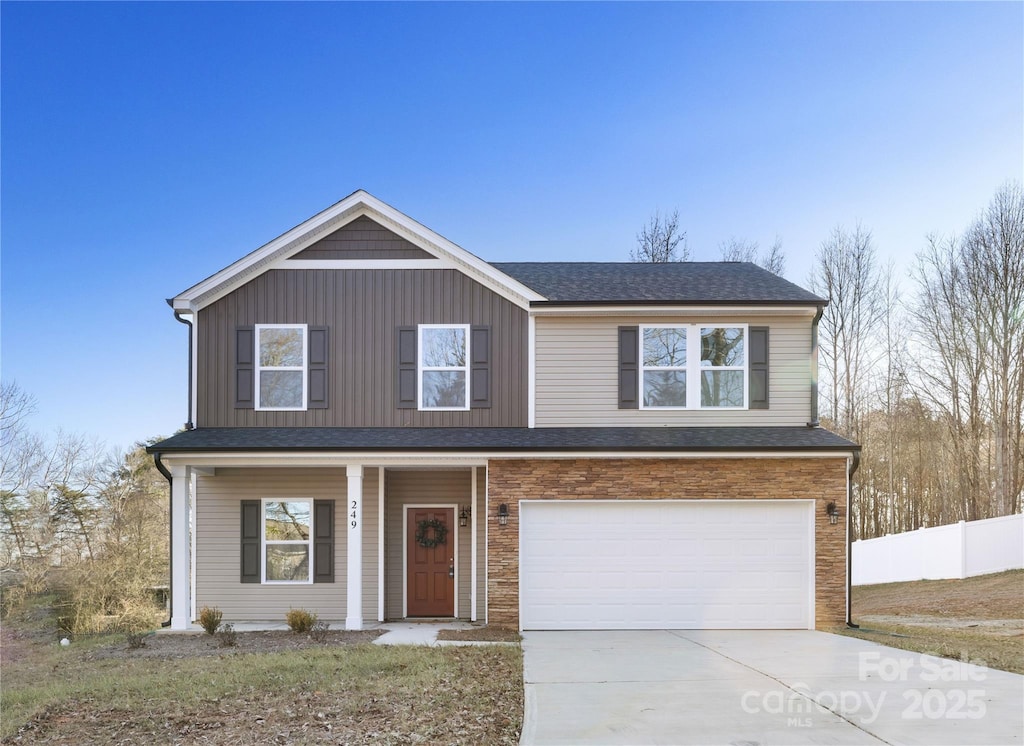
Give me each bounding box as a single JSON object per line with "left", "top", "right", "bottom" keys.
{"left": 350, "top": 500, "right": 358, "bottom": 529}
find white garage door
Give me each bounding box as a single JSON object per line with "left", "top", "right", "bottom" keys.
{"left": 520, "top": 500, "right": 813, "bottom": 630}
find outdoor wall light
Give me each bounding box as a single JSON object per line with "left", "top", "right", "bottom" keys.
{"left": 498, "top": 503, "right": 509, "bottom": 526}
{"left": 459, "top": 507, "right": 470, "bottom": 528}
{"left": 826, "top": 501, "right": 840, "bottom": 525}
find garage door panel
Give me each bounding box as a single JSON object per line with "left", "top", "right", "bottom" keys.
{"left": 521, "top": 500, "right": 812, "bottom": 630}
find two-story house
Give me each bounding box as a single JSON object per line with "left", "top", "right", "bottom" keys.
{"left": 149, "top": 191, "right": 859, "bottom": 632}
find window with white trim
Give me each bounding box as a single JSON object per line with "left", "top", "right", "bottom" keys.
{"left": 700, "top": 326, "right": 746, "bottom": 407}
{"left": 641, "top": 326, "right": 688, "bottom": 408}
{"left": 256, "top": 324, "right": 307, "bottom": 410}
{"left": 419, "top": 324, "right": 470, "bottom": 410}
{"left": 640, "top": 324, "right": 748, "bottom": 409}
{"left": 262, "top": 499, "right": 313, "bottom": 583}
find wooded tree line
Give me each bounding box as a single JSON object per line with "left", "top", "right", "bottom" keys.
{"left": 0, "top": 383, "right": 168, "bottom": 630}
{"left": 807, "top": 183, "right": 1023, "bottom": 538}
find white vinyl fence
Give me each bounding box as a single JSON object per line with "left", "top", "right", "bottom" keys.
{"left": 852, "top": 513, "right": 1024, "bottom": 586}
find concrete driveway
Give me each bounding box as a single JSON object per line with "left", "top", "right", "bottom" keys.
{"left": 521, "top": 630, "right": 1023, "bottom": 746}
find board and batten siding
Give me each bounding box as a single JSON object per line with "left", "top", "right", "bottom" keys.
{"left": 534, "top": 315, "right": 813, "bottom": 427}
{"left": 194, "top": 468, "right": 379, "bottom": 622}
{"left": 383, "top": 469, "right": 483, "bottom": 620}
{"left": 197, "top": 269, "right": 528, "bottom": 427}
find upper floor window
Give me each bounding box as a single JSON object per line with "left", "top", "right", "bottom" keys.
{"left": 700, "top": 326, "right": 745, "bottom": 407}
{"left": 642, "top": 326, "right": 687, "bottom": 408}
{"left": 639, "top": 325, "right": 747, "bottom": 409}
{"left": 256, "top": 324, "right": 307, "bottom": 410}
{"left": 419, "top": 324, "right": 470, "bottom": 410}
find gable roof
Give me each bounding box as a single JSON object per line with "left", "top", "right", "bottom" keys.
{"left": 492, "top": 262, "right": 826, "bottom": 306}
{"left": 171, "top": 192, "right": 825, "bottom": 314}
{"left": 171, "top": 190, "right": 546, "bottom": 313}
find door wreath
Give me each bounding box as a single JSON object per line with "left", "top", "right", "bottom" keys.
{"left": 415, "top": 518, "right": 449, "bottom": 548}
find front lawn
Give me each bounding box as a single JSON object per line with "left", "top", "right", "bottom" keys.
{"left": 1, "top": 624, "right": 523, "bottom": 744}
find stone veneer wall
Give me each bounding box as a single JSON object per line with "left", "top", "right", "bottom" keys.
{"left": 486, "top": 457, "right": 849, "bottom": 630}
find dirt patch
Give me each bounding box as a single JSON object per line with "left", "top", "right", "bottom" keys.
{"left": 436, "top": 627, "right": 522, "bottom": 642}
{"left": 0, "top": 624, "right": 37, "bottom": 665}
{"left": 856, "top": 614, "right": 1023, "bottom": 636}
{"left": 84, "top": 629, "right": 382, "bottom": 660}
{"left": 853, "top": 569, "right": 1024, "bottom": 619}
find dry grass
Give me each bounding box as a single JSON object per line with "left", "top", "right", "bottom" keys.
{"left": 1, "top": 621, "right": 523, "bottom": 744}
{"left": 436, "top": 626, "right": 522, "bottom": 642}
{"left": 839, "top": 570, "right": 1024, "bottom": 674}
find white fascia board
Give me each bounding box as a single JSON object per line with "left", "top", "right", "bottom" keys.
{"left": 278, "top": 259, "right": 446, "bottom": 270}
{"left": 530, "top": 305, "right": 821, "bottom": 318}
{"left": 156, "top": 450, "right": 853, "bottom": 470}
{"left": 172, "top": 191, "right": 546, "bottom": 313}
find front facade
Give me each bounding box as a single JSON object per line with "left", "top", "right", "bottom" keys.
{"left": 150, "top": 191, "right": 858, "bottom": 632}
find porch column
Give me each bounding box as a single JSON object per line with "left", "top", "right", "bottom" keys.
{"left": 346, "top": 465, "right": 363, "bottom": 630}
{"left": 170, "top": 464, "right": 191, "bottom": 630}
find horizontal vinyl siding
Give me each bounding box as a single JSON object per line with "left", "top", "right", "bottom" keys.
{"left": 194, "top": 468, "right": 378, "bottom": 623}
{"left": 385, "top": 469, "right": 474, "bottom": 620}
{"left": 291, "top": 215, "right": 433, "bottom": 261}
{"left": 535, "top": 315, "right": 812, "bottom": 427}
{"left": 197, "top": 269, "right": 527, "bottom": 427}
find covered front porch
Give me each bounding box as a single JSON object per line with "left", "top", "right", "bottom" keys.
{"left": 160, "top": 455, "right": 487, "bottom": 631}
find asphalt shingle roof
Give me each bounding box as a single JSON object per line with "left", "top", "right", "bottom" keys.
{"left": 491, "top": 261, "right": 826, "bottom": 305}
{"left": 148, "top": 426, "right": 857, "bottom": 454}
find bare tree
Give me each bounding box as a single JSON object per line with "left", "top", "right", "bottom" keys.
{"left": 761, "top": 237, "right": 786, "bottom": 276}
{"left": 912, "top": 182, "right": 1024, "bottom": 519}
{"left": 719, "top": 236, "right": 786, "bottom": 276}
{"left": 808, "top": 223, "right": 884, "bottom": 440}
{"left": 632, "top": 210, "right": 688, "bottom": 262}
{"left": 966, "top": 182, "right": 1024, "bottom": 516}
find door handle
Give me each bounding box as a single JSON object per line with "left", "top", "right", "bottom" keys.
{"left": 448, "top": 563, "right": 455, "bottom": 579}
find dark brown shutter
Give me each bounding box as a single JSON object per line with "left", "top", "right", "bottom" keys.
{"left": 308, "top": 326, "right": 329, "bottom": 409}
{"left": 396, "top": 326, "right": 418, "bottom": 409}
{"left": 240, "top": 500, "right": 261, "bottom": 583}
{"left": 749, "top": 326, "right": 769, "bottom": 409}
{"left": 618, "top": 326, "right": 639, "bottom": 409}
{"left": 313, "top": 499, "right": 334, "bottom": 583}
{"left": 235, "top": 326, "right": 255, "bottom": 409}
{"left": 470, "top": 325, "right": 491, "bottom": 409}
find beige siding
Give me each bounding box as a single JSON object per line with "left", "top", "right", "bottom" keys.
{"left": 384, "top": 469, "right": 476, "bottom": 620}
{"left": 197, "top": 269, "right": 528, "bottom": 427}
{"left": 534, "top": 314, "right": 813, "bottom": 427}
{"left": 194, "top": 467, "right": 378, "bottom": 623}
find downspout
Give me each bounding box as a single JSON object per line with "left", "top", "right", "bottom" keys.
{"left": 170, "top": 303, "right": 195, "bottom": 431}
{"left": 807, "top": 305, "right": 824, "bottom": 427}
{"left": 153, "top": 452, "right": 173, "bottom": 628}
{"left": 846, "top": 450, "right": 861, "bottom": 628}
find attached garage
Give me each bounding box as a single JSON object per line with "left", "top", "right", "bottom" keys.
{"left": 519, "top": 500, "right": 814, "bottom": 630}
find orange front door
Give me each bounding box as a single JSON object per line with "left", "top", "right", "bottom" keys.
{"left": 407, "top": 508, "right": 455, "bottom": 617}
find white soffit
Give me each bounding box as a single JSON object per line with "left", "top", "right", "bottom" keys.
{"left": 171, "top": 190, "right": 546, "bottom": 313}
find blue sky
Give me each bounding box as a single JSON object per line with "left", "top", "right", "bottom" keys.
{"left": 2, "top": 1, "right": 1021, "bottom": 452}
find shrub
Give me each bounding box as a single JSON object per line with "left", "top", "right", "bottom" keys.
{"left": 285, "top": 608, "right": 317, "bottom": 633}
{"left": 125, "top": 631, "right": 147, "bottom": 650}
{"left": 309, "top": 619, "right": 331, "bottom": 642}
{"left": 198, "top": 606, "right": 223, "bottom": 635}
{"left": 218, "top": 623, "right": 237, "bottom": 648}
